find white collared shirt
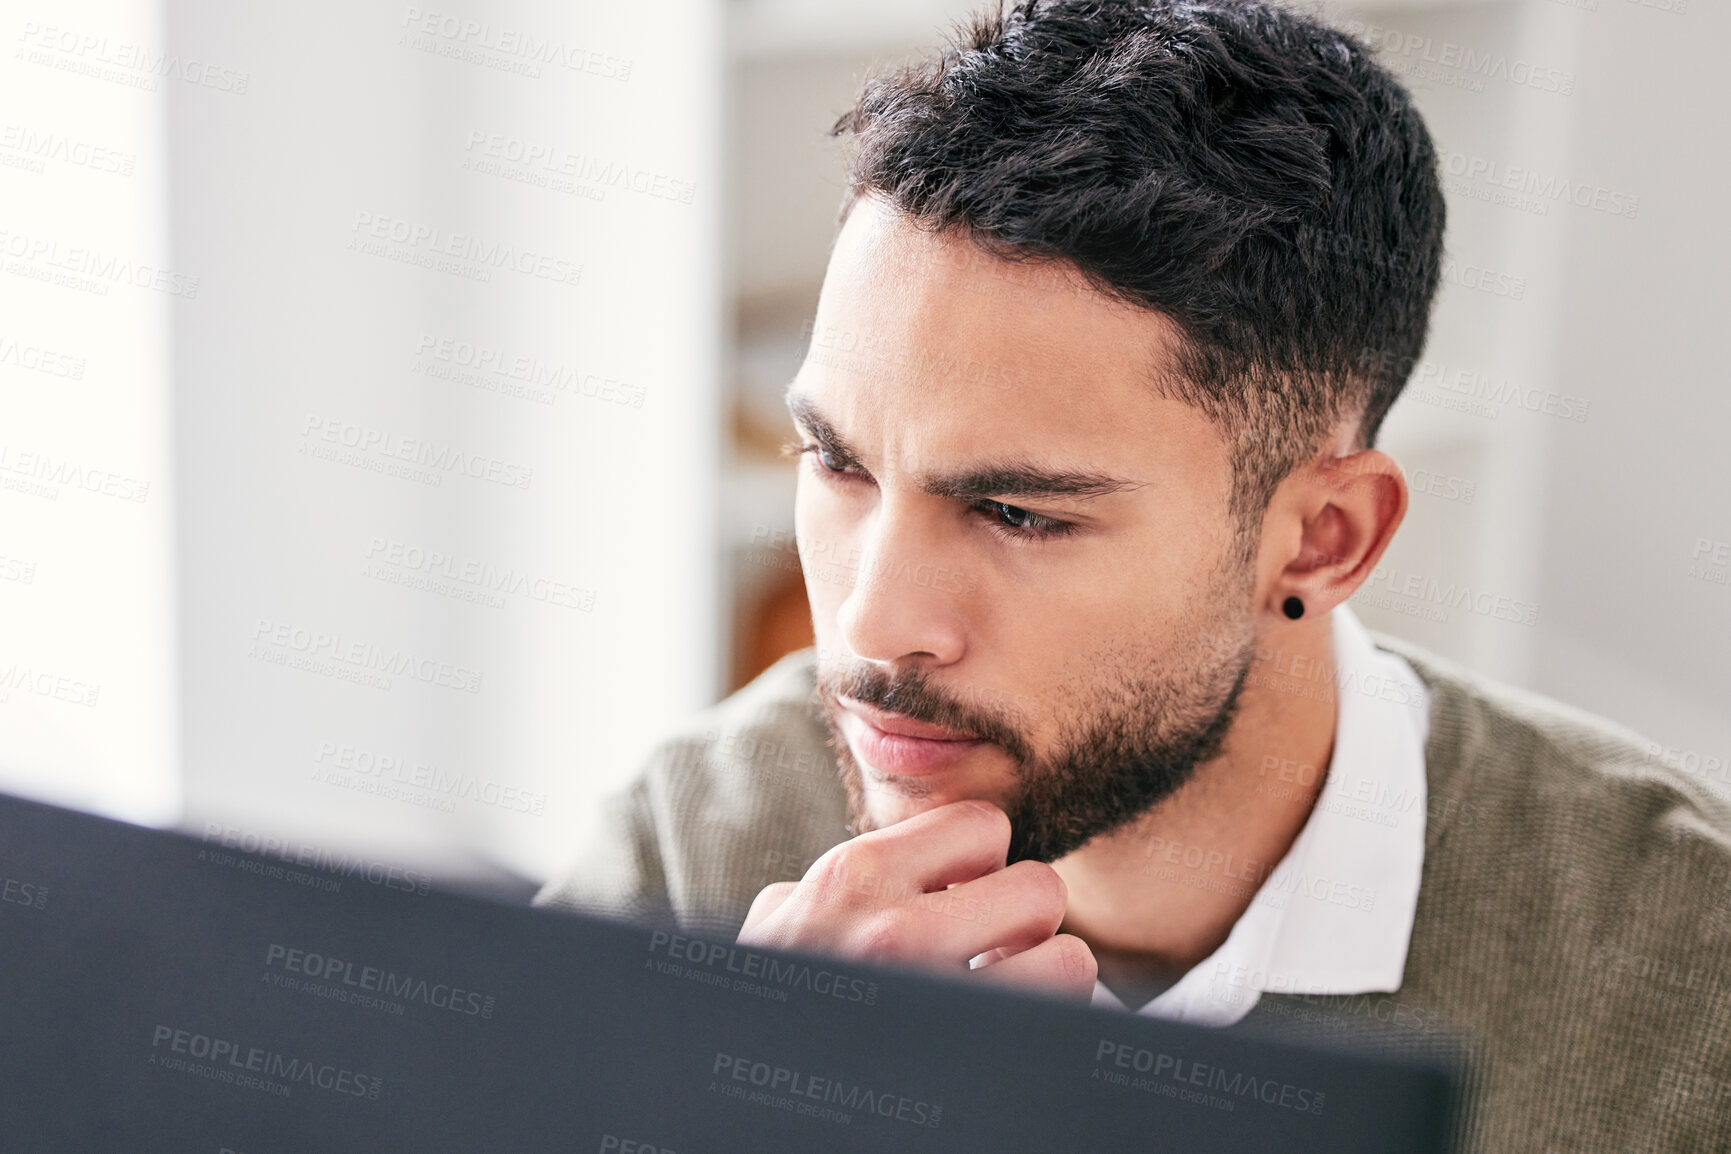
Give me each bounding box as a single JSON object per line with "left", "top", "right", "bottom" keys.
{"left": 1091, "top": 604, "right": 1431, "bottom": 1025}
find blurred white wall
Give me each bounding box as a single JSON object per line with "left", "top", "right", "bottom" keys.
{"left": 1324, "top": 0, "right": 1731, "bottom": 801}
{"left": 0, "top": 0, "right": 180, "bottom": 825}
{"left": 2, "top": 0, "right": 725, "bottom": 889}
{"left": 1526, "top": 0, "right": 1731, "bottom": 791}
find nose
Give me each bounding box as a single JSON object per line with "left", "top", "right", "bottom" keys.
{"left": 833, "top": 498, "right": 968, "bottom": 669}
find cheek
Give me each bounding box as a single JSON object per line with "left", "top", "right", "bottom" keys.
{"left": 793, "top": 476, "right": 852, "bottom": 619}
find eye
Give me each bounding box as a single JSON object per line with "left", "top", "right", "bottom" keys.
{"left": 977, "top": 500, "right": 1075, "bottom": 542}
{"left": 787, "top": 440, "right": 865, "bottom": 482}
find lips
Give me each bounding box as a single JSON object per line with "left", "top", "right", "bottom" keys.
{"left": 838, "top": 697, "right": 976, "bottom": 741}
{"left": 836, "top": 697, "right": 986, "bottom": 777}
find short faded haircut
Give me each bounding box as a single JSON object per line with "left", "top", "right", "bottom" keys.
{"left": 832, "top": 0, "right": 1446, "bottom": 548}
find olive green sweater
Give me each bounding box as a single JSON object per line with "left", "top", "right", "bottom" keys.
{"left": 534, "top": 635, "right": 1731, "bottom": 1152}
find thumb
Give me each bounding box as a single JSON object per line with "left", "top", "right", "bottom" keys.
{"left": 738, "top": 881, "right": 798, "bottom": 940}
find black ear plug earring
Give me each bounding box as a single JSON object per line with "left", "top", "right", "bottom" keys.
{"left": 1282, "top": 596, "right": 1305, "bottom": 620}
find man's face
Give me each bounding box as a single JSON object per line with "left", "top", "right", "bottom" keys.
{"left": 791, "top": 197, "right": 1261, "bottom": 864}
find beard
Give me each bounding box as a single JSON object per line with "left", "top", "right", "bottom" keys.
{"left": 814, "top": 598, "right": 1257, "bottom": 866}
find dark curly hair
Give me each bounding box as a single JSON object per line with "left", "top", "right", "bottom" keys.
{"left": 832, "top": 0, "right": 1446, "bottom": 546}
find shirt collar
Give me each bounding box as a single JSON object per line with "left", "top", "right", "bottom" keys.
{"left": 1091, "top": 604, "right": 1431, "bottom": 1024}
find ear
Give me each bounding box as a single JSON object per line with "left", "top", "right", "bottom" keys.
{"left": 1259, "top": 449, "right": 1408, "bottom": 621}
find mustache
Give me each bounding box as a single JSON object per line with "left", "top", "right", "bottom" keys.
{"left": 817, "top": 662, "right": 1034, "bottom": 765}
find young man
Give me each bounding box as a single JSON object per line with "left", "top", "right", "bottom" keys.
{"left": 537, "top": 2, "right": 1731, "bottom": 1148}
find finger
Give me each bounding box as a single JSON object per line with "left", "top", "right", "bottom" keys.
{"left": 969, "top": 933, "right": 1099, "bottom": 1001}
{"left": 738, "top": 881, "right": 798, "bottom": 939}
{"left": 970, "top": 946, "right": 1016, "bottom": 967}
{"left": 968, "top": 942, "right": 1039, "bottom": 968}
{"left": 834, "top": 858, "right": 1059, "bottom": 975}
{"left": 829, "top": 798, "right": 1012, "bottom": 893}
{"left": 874, "top": 859, "right": 1071, "bottom": 967}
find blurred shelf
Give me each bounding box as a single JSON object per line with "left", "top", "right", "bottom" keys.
{"left": 722, "top": 452, "right": 800, "bottom": 548}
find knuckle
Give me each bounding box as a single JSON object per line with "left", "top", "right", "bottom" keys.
{"left": 806, "top": 844, "right": 869, "bottom": 896}
{"left": 1052, "top": 934, "right": 1098, "bottom": 985}
{"left": 748, "top": 881, "right": 793, "bottom": 914}
{"left": 1011, "top": 860, "right": 1069, "bottom": 911}
{"left": 849, "top": 910, "right": 916, "bottom": 961}
{"left": 958, "top": 798, "right": 1012, "bottom": 838}
{"left": 741, "top": 883, "right": 792, "bottom": 936}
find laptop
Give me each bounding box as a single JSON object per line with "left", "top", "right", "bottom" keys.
{"left": 0, "top": 791, "right": 1463, "bottom": 1152}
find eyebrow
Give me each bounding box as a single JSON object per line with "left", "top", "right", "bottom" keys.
{"left": 785, "top": 390, "right": 1145, "bottom": 504}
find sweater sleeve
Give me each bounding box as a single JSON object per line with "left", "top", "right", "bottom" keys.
{"left": 531, "top": 773, "right": 677, "bottom": 931}
{"left": 531, "top": 648, "right": 851, "bottom": 941}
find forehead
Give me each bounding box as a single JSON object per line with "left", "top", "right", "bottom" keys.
{"left": 796, "top": 197, "right": 1228, "bottom": 491}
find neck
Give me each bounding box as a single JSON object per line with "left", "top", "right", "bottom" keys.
{"left": 1050, "top": 612, "right": 1339, "bottom": 993}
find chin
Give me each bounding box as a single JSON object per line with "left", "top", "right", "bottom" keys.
{"left": 861, "top": 792, "right": 938, "bottom": 829}
{"left": 858, "top": 776, "right": 1012, "bottom": 830}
